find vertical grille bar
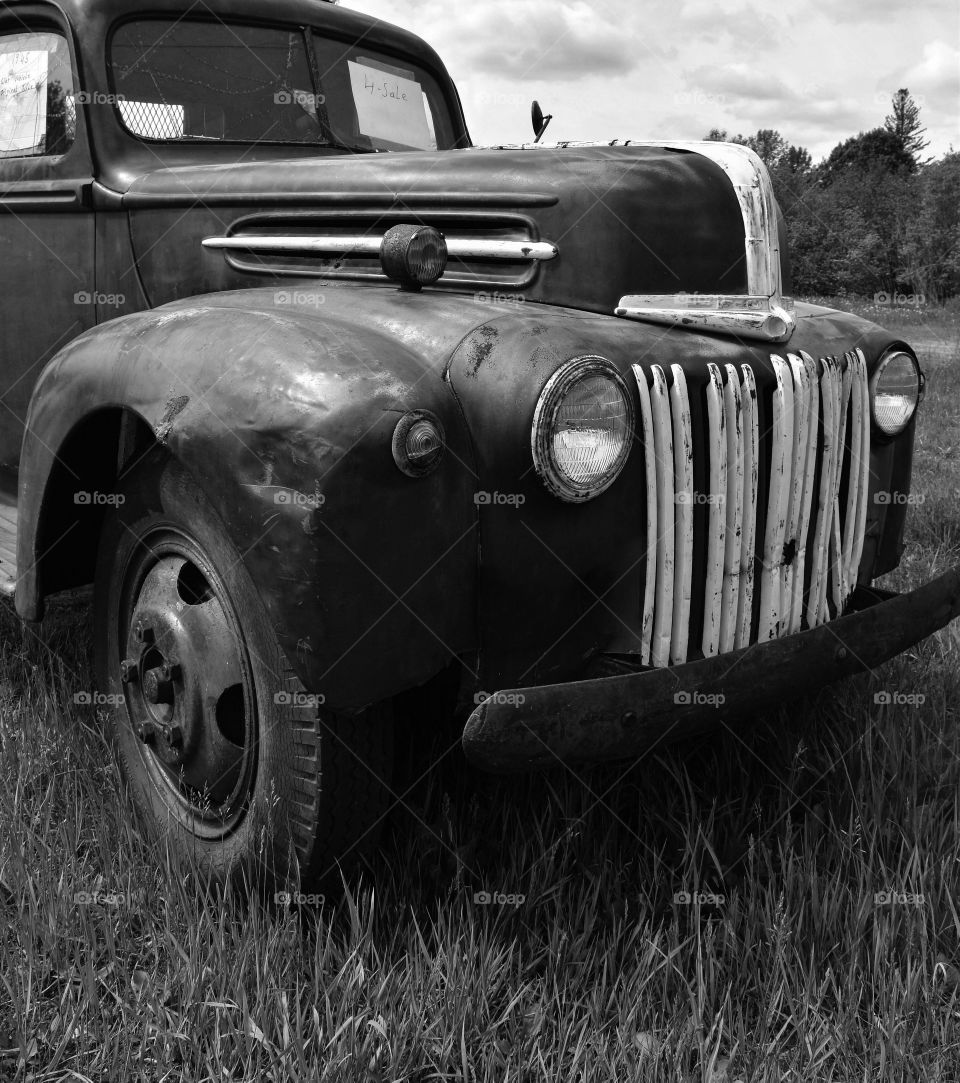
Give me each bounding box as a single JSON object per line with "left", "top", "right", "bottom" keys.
{"left": 844, "top": 349, "right": 871, "bottom": 603}
{"left": 788, "top": 351, "right": 820, "bottom": 633}
{"left": 633, "top": 364, "right": 658, "bottom": 667}
{"left": 828, "top": 356, "right": 854, "bottom": 613}
{"left": 649, "top": 365, "right": 675, "bottom": 667}
{"left": 782, "top": 353, "right": 808, "bottom": 632}
{"left": 809, "top": 358, "right": 840, "bottom": 627}
{"left": 759, "top": 355, "right": 795, "bottom": 640}
{"left": 719, "top": 364, "right": 744, "bottom": 654}
{"left": 735, "top": 364, "right": 759, "bottom": 649}
{"left": 702, "top": 363, "right": 727, "bottom": 657}
{"left": 670, "top": 365, "right": 694, "bottom": 664}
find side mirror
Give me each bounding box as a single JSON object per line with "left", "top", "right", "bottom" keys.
{"left": 531, "top": 100, "right": 553, "bottom": 144}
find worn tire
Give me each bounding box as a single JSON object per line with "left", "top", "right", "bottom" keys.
{"left": 93, "top": 452, "right": 393, "bottom": 895}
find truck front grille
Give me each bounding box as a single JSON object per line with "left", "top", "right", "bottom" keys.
{"left": 632, "top": 349, "right": 870, "bottom": 667}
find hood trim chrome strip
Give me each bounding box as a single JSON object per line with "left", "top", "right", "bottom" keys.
{"left": 203, "top": 234, "right": 558, "bottom": 262}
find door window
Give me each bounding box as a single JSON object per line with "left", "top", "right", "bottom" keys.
{"left": 0, "top": 31, "right": 75, "bottom": 158}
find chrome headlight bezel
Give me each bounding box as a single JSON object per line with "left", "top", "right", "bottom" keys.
{"left": 531, "top": 356, "right": 635, "bottom": 503}
{"left": 869, "top": 348, "right": 922, "bottom": 437}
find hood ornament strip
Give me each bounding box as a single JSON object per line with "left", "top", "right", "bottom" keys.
{"left": 202, "top": 234, "right": 558, "bottom": 262}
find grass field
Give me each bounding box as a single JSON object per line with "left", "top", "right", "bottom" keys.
{"left": 2, "top": 298, "right": 960, "bottom": 1081}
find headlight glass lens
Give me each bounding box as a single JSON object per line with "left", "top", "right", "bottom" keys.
{"left": 871, "top": 350, "right": 920, "bottom": 436}
{"left": 533, "top": 357, "right": 634, "bottom": 501}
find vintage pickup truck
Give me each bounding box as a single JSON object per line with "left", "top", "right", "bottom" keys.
{"left": 1, "top": 0, "right": 957, "bottom": 889}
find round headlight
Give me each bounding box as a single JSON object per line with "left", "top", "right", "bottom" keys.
{"left": 870, "top": 349, "right": 921, "bottom": 436}
{"left": 393, "top": 411, "right": 445, "bottom": 477}
{"left": 531, "top": 357, "right": 635, "bottom": 502}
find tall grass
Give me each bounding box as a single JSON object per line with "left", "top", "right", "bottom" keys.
{"left": 2, "top": 307, "right": 959, "bottom": 1081}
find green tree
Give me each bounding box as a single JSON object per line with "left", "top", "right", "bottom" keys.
{"left": 902, "top": 153, "right": 960, "bottom": 300}
{"left": 884, "top": 88, "right": 929, "bottom": 164}
{"left": 820, "top": 128, "right": 916, "bottom": 182}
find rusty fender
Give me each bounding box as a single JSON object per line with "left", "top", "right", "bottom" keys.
{"left": 462, "top": 568, "right": 960, "bottom": 772}
{"left": 17, "top": 289, "right": 479, "bottom": 708}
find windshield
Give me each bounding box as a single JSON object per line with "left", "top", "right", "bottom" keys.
{"left": 109, "top": 19, "right": 457, "bottom": 152}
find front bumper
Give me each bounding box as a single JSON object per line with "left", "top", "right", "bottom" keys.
{"left": 462, "top": 564, "right": 960, "bottom": 773}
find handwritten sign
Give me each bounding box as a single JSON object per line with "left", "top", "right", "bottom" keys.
{"left": 347, "top": 60, "right": 431, "bottom": 150}
{"left": 0, "top": 49, "right": 48, "bottom": 154}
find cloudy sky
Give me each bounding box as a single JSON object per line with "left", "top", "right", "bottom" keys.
{"left": 344, "top": 0, "right": 959, "bottom": 162}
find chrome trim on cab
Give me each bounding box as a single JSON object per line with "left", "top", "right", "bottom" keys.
{"left": 203, "top": 234, "right": 558, "bottom": 262}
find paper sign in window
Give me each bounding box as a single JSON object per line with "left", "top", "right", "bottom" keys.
{"left": 347, "top": 60, "right": 431, "bottom": 149}
{"left": 0, "top": 49, "right": 48, "bottom": 153}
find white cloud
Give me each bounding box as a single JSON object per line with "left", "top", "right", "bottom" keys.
{"left": 343, "top": 0, "right": 959, "bottom": 158}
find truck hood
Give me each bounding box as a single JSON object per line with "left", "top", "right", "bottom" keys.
{"left": 122, "top": 143, "right": 780, "bottom": 324}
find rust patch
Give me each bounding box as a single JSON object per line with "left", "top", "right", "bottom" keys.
{"left": 464, "top": 325, "right": 499, "bottom": 377}
{"left": 155, "top": 394, "right": 190, "bottom": 444}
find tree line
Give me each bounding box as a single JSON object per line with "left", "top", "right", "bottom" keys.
{"left": 706, "top": 91, "right": 960, "bottom": 303}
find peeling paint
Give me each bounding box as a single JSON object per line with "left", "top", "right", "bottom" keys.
{"left": 154, "top": 394, "right": 189, "bottom": 443}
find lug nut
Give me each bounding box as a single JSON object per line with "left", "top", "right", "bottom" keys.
{"left": 134, "top": 619, "right": 155, "bottom": 645}
{"left": 166, "top": 726, "right": 184, "bottom": 748}
{"left": 159, "top": 663, "right": 181, "bottom": 684}
{"left": 120, "top": 660, "right": 138, "bottom": 684}
{"left": 137, "top": 723, "right": 155, "bottom": 744}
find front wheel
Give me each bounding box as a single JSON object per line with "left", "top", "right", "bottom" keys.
{"left": 93, "top": 453, "right": 393, "bottom": 894}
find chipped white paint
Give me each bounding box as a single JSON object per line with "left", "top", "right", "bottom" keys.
{"left": 669, "top": 365, "right": 694, "bottom": 665}
{"left": 788, "top": 351, "right": 820, "bottom": 634}
{"left": 635, "top": 346, "right": 870, "bottom": 667}
{"left": 719, "top": 364, "right": 744, "bottom": 655}
{"left": 735, "top": 364, "right": 759, "bottom": 649}
{"left": 758, "top": 355, "right": 794, "bottom": 640}
{"left": 634, "top": 365, "right": 658, "bottom": 667}
{"left": 649, "top": 365, "right": 676, "bottom": 668}
{"left": 808, "top": 359, "right": 840, "bottom": 628}
{"left": 616, "top": 296, "right": 795, "bottom": 343}
{"left": 702, "top": 363, "right": 727, "bottom": 657}
{"left": 846, "top": 350, "right": 872, "bottom": 602}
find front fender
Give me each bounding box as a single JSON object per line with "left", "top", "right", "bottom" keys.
{"left": 18, "top": 288, "right": 480, "bottom": 707}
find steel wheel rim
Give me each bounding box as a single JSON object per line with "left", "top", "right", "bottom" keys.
{"left": 116, "top": 525, "right": 258, "bottom": 839}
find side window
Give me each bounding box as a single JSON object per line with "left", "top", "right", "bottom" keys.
{"left": 0, "top": 30, "right": 75, "bottom": 159}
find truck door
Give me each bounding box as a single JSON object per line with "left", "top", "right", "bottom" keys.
{"left": 0, "top": 16, "right": 94, "bottom": 480}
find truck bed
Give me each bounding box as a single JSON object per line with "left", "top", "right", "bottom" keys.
{"left": 0, "top": 495, "right": 17, "bottom": 596}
